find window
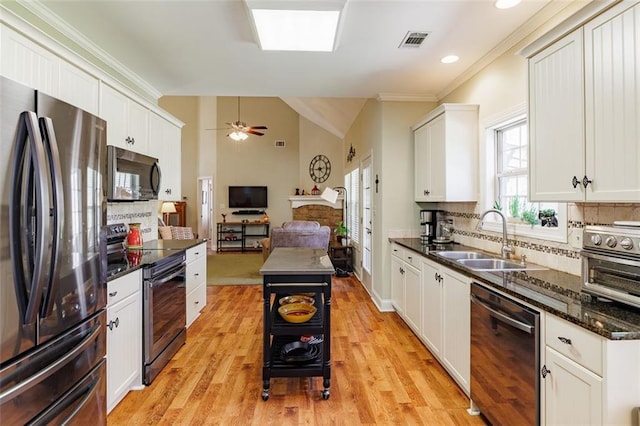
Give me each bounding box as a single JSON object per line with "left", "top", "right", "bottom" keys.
{"left": 485, "top": 113, "right": 567, "bottom": 242}
{"left": 345, "top": 168, "right": 359, "bottom": 246}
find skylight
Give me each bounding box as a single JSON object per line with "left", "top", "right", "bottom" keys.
{"left": 246, "top": 1, "right": 345, "bottom": 52}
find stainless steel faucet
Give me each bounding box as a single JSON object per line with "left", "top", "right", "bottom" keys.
{"left": 477, "top": 208, "right": 513, "bottom": 259}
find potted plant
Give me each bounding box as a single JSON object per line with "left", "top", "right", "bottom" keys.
{"left": 539, "top": 209, "right": 558, "bottom": 227}
{"left": 335, "top": 220, "right": 349, "bottom": 245}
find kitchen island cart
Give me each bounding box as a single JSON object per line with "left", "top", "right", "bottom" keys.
{"left": 259, "top": 248, "right": 334, "bottom": 400}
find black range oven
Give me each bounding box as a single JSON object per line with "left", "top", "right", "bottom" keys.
{"left": 141, "top": 250, "right": 186, "bottom": 385}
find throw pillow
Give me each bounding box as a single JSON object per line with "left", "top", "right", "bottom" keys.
{"left": 171, "top": 226, "right": 194, "bottom": 240}
{"left": 158, "top": 226, "right": 173, "bottom": 239}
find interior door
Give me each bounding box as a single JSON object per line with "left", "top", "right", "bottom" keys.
{"left": 197, "top": 176, "right": 213, "bottom": 247}
{"left": 361, "top": 155, "right": 372, "bottom": 293}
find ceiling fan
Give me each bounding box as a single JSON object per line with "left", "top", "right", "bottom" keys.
{"left": 212, "top": 97, "right": 268, "bottom": 141}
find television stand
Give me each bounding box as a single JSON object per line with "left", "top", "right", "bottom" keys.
{"left": 232, "top": 210, "right": 266, "bottom": 215}
{"left": 217, "top": 221, "right": 270, "bottom": 252}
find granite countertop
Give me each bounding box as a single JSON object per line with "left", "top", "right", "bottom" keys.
{"left": 260, "top": 247, "right": 335, "bottom": 276}
{"left": 390, "top": 238, "right": 640, "bottom": 340}
{"left": 107, "top": 239, "right": 208, "bottom": 282}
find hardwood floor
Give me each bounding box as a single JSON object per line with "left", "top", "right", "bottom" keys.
{"left": 108, "top": 276, "right": 487, "bottom": 425}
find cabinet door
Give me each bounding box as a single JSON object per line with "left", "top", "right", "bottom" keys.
{"left": 420, "top": 259, "right": 442, "bottom": 357}
{"left": 0, "top": 26, "right": 59, "bottom": 97}
{"left": 127, "top": 99, "right": 149, "bottom": 154}
{"left": 544, "top": 347, "right": 603, "bottom": 425}
{"left": 150, "top": 113, "right": 182, "bottom": 201}
{"left": 584, "top": 2, "right": 640, "bottom": 201}
{"left": 107, "top": 291, "right": 142, "bottom": 413}
{"left": 390, "top": 255, "right": 405, "bottom": 315}
{"left": 529, "top": 28, "right": 585, "bottom": 202}
{"left": 414, "top": 115, "right": 446, "bottom": 202}
{"left": 442, "top": 270, "right": 470, "bottom": 393}
{"left": 403, "top": 263, "right": 421, "bottom": 334}
{"left": 426, "top": 114, "right": 446, "bottom": 201}
{"left": 58, "top": 60, "right": 99, "bottom": 115}
{"left": 414, "top": 124, "right": 430, "bottom": 201}
{"left": 100, "top": 84, "right": 129, "bottom": 149}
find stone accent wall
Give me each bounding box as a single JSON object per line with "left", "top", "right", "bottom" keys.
{"left": 292, "top": 205, "right": 343, "bottom": 243}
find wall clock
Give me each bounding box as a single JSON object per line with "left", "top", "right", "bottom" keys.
{"left": 309, "top": 154, "right": 331, "bottom": 183}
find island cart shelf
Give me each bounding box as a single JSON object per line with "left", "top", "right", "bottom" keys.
{"left": 259, "top": 248, "right": 335, "bottom": 401}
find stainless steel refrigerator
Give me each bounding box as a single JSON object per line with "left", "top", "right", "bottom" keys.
{"left": 0, "top": 76, "right": 107, "bottom": 424}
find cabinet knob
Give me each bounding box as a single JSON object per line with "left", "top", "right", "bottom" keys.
{"left": 423, "top": 190, "right": 430, "bottom": 196}
{"left": 582, "top": 175, "right": 592, "bottom": 188}
{"left": 541, "top": 364, "right": 551, "bottom": 378}
{"left": 165, "top": 188, "right": 172, "bottom": 194}
{"left": 572, "top": 176, "right": 580, "bottom": 188}
{"left": 557, "top": 336, "right": 572, "bottom": 345}
{"left": 194, "top": 273, "right": 199, "bottom": 277}
{"left": 109, "top": 291, "right": 118, "bottom": 297}
{"left": 195, "top": 301, "right": 199, "bottom": 305}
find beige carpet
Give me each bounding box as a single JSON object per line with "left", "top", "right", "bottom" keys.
{"left": 207, "top": 252, "right": 264, "bottom": 285}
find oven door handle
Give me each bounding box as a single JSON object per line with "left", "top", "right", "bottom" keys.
{"left": 148, "top": 265, "right": 185, "bottom": 287}
{"left": 470, "top": 293, "right": 534, "bottom": 334}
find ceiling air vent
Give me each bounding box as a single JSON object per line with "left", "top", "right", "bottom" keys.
{"left": 399, "top": 31, "right": 430, "bottom": 48}
{"left": 274, "top": 140, "right": 286, "bottom": 148}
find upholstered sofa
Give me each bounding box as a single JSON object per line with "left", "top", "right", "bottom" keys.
{"left": 261, "top": 221, "right": 331, "bottom": 261}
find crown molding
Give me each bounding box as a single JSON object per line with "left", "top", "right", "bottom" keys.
{"left": 376, "top": 93, "right": 438, "bottom": 102}
{"left": 16, "top": 0, "right": 162, "bottom": 101}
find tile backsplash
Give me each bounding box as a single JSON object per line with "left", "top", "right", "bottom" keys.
{"left": 396, "top": 202, "right": 639, "bottom": 276}
{"left": 107, "top": 200, "right": 159, "bottom": 241}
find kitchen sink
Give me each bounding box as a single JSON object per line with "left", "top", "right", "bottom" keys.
{"left": 457, "top": 258, "right": 547, "bottom": 272}
{"left": 434, "top": 251, "right": 495, "bottom": 260}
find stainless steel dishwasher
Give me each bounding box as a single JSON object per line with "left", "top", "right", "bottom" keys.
{"left": 470, "top": 282, "right": 540, "bottom": 425}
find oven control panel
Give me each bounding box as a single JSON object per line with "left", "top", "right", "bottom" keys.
{"left": 583, "top": 225, "right": 640, "bottom": 256}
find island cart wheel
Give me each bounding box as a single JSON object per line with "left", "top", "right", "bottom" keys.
{"left": 262, "top": 389, "right": 269, "bottom": 401}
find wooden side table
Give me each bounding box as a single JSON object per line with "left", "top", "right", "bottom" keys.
{"left": 329, "top": 243, "right": 352, "bottom": 273}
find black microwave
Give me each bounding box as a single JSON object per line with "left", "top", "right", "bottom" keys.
{"left": 107, "top": 145, "right": 161, "bottom": 201}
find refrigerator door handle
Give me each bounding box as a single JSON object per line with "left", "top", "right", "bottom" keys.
{"left": 9, "top": 111, "right": 51, "bottom": 324}
{"left": 0, "top": 319, "right": 102, "bottom": 405}
{"left": 39, "top": 117, "right": 65, "bottom": 317}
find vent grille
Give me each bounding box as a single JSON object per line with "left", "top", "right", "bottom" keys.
{"left": 274, "top": 140, "right": 286, "bottom": 148}
{"left": 399, "top": 31, "right": 430, "bottom": 48}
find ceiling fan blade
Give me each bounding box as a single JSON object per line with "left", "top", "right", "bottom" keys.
{"left": 246, "top": 130, "right": 264, "bottom": 136}
{"left": 249, "top": 126, "right": 268, "bottom": 130}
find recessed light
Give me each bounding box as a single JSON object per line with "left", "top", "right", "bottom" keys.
{"left": 495, "top": 0, "right": 521, "bottom": 9}
{"left": 441, "top": 55, "right": 459, "bottom": 64}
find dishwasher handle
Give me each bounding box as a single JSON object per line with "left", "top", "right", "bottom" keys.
{"left": 470, "top": 293, "right": 534, "bottom": 334}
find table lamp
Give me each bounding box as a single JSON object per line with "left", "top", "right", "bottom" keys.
{"left": 161, "top": 202, "right": 177, "bottom": 225}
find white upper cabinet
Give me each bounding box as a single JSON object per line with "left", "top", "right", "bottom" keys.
{"left": 413, "top": 104, "right": 478, "bottom": 202}
{"left": 149, "top": 112, "right": 182, "bottom": 200}
{"left": 584, "top": 1, "right": 640, "bottom": 201}
{"left": 529, "top": 29, "right": 585, "bottom": 202}
{"left": 1, "top": 26, "right": 99, "bottom": 115}
{"left": 100, "top": 83, "right": 149, "bottom": 154}
{"left": 1, "top": 25, "right": 59, "bottom": 97}
{"left": 528, "top": 1, "right": 640, "bottom": 202}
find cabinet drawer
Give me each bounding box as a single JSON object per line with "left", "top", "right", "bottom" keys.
{"left": 187, "top": 256, "right": 206, "bottom": 291}
{"left": 107, "top": 270, "right": 141, "bottom": 306}
{"left": 402, "top": 250, "right": 420, "bottom": 268}
{"left": 186, "top": 243, "right": 206, "bottom": 263}
{"left": 186, "top": 282, "right": 206, "bottom": 327}
{"left": 546, "top": 315, "right": 603, "bottom": 376}
{"left": 391, "top": 243, "right": 403, "bottom": 259}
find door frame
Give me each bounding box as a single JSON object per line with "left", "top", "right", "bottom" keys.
{"left": 197, "top": 176, "right": 214, "bottom": 249}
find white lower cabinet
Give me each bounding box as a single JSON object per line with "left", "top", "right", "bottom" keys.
{"left": 390, "top": 243, "right": 421, "bottom": 334}
{"left": 542, "top": 314, "right": 640, "bottom": 425}
{"left": 106, "top": 269, "right": 142, "bottom": 414}
{"left": 186, "top": 242, "right": 207, "bottom": 327}
{"left": 441, "top": 268, "right": 470, "bottom": 393}
{"left": 420, "top": 258, "right": 442, "bottom": 358}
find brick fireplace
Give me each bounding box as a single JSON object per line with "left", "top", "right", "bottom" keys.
{"left": 289, "top": 196, "right": 343, "bottom": 243}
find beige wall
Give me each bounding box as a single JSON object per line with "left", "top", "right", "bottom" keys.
{"left": 299, "top": 116, "right": 343, "bottom": 192}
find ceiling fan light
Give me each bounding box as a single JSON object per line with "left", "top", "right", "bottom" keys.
{"left": 229, "top": 131, "right": 248, "bottom": 141}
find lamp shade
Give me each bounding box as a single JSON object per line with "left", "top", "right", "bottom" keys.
{"left": 320, "top": 187, "right": 339, "bottom": 204}
{"left": 161, "top": 202, "right": 177, "bottom": 214}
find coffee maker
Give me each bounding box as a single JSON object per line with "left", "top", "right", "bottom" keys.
{"left": 420, "top": 210, "right": 438, "bottom": 245}
{"left": 435, "top": 211, "right": 454, "bottom": 244}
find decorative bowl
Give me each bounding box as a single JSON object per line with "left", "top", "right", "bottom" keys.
{"left": 279, "top": 294, "right": 315, "bottom": 306}
{"left": 278, "top": 303, "right": 317, "bottom": 323}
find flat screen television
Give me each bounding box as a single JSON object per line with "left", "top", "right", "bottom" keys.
{"left": 228, "top": 186, "right": 268, "bottom": 209}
